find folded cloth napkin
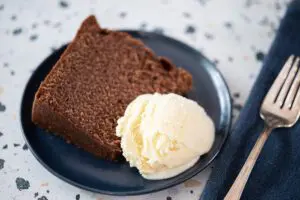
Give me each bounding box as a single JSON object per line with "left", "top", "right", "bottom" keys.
{"left": 201, "top": 1, "right": 300, "bottom": 200}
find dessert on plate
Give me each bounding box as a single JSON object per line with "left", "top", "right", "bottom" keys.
{"left": 32, "top": 15, "right": 215, "bottom": 179}
{"left": 31, "top": 15, "right": 193, "bottom": 161}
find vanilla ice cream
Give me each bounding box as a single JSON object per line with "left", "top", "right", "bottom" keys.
{"left": 116, "top": 93, "right": 215, "bottom": 180}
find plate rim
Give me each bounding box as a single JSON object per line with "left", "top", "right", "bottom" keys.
{"left": 20, "top": 30, "right": 232, "bottom": 196}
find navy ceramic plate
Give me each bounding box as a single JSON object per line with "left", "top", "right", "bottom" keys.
{"left": 20, "top": 31, "right": 232, "bottom": 195}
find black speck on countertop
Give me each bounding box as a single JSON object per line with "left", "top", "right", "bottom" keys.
{"left": 245, "top": 0, "right": 259, "bottom": 7}
{"left": 119, "top": 12, "right": 127, "bottom": 18}
{"left": 22, "top": 144, "right": 28, "bottom": 150}
{"left": 198, "top": 0, "right": 208, "bottom": 5}
{"left": 190, "top": 190, "right": 194, "bottom": 194}
{"left": 59, "top": 1, "right": 69, "bottom": 8}
{"left": 0, "top": 4, "right": 4, "bottom": 11}
{"left": 0, "top": 131, "right": 3, "bottom": 137}
{"left": 275, "top": 2, "right": 281, "bottom": 10}
{"left": 139, "top": 22, "right": 147, "bottom": 30}
{"left": 16, "top": 177, "right": 30, "bottom": 190}
{"left": 185, "top": 25, "right": 196, "bottom": 34}
{"left": 34, "top": 192, "right": 39, "bottom": 198}
{"left": 166, "top": 196, "right": 172, "bottom": 200}
{"left": 32, "top": 23, "right": 38, "bottom": 29}
{"left": 256, "top": 51, "right": 265, "bottom": 62}
{"left": 43, "top": 20, "right": 50, "bottom": 25}
{"left": 38, "top": 196, "right": 48, "bottom": 200}
{"left": 233, "top": 92, "right": 240, "bottom": 98}
{"left": 30, "top": 34, "right": 38, "bottom": 41}
{"left": 12, "top": 28, "right": 22, "bottom": 35}
{"left": 46, "top": 190, "right": 50, "bottom": 193}
{"left": 76, "top": 194, "right": 80, "bottom": 200}
{"left": 3, "top": 144, "right": 8, "bottom": 149}
{"left": 204, "top": 32, "right": 214, "bottom": 40}
{"left": 0, "top": 159, "right": 5, "bottom": 170}
{"left": 224, "top": 22, "right": 232, "bottom": 29}
{"left": 228, "top": 56, "right": 233, "bottom": 62}
{"left": 0, "top": 102, "right": 6, "bottom": 112}
{"left": 183, "top": 12, "right": 191, "bottom": 18}
{"left": 11, "top": 15, "right": 17, "bottom": 21}
{"left": 10, "top": 70, "right": 15, "bottom": 76}
{"left": 14, "top": 143, "right": 20, "bottom": 147}
{"left": 153, "top": 27, "right": 164, "bottom": 34}
{"left": 3, "top": 62, "right": 9, "bottom": 67}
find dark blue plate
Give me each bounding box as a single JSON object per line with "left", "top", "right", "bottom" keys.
{"left": 20, "top": 31, "right": 232, "bottom": 195}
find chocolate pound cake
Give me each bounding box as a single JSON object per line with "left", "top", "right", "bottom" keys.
{"left": 32, "top": 15, "right": 192, "bottom": 161}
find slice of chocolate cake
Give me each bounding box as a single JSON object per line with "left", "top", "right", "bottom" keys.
{"left": 32, "top": 15, "right": 192, "bottom": 161}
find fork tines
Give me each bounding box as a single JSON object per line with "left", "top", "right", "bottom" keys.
{"left": 266, "top": 55, "right": 300, "bottom": 109}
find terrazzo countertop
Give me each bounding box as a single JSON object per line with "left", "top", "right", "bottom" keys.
{"left": 0, "top": 0, "right": 291, "bottom": 199}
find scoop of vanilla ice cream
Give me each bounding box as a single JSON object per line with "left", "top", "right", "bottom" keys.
{"left": 116, "top": 93, "right": 215, "bottom": 180}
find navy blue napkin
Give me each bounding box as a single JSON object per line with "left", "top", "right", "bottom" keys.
{"left": 201, "top": 1, "right": 300, "bottom": 200}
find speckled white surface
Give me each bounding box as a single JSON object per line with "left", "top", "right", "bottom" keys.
{"left": 0, "top": 0, "right": 291, "bottom": 199}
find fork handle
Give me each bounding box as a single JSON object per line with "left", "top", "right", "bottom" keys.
{"left": 224, "top": 125, "right": 272, "bottom": 200}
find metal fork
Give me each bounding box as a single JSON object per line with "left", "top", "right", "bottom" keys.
{"left": 224, "top": 55, "right": 300, "bottom": 200}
